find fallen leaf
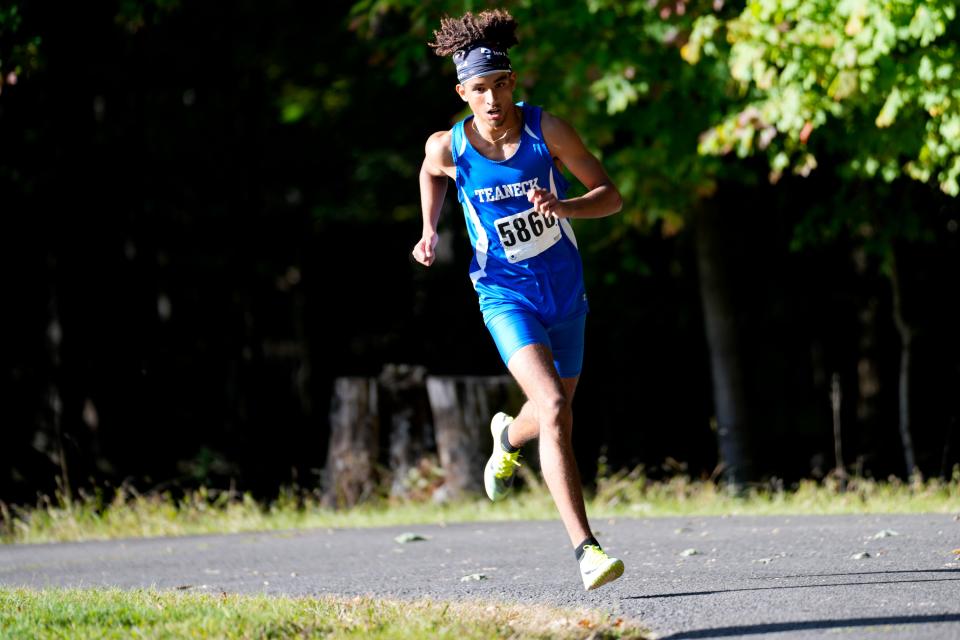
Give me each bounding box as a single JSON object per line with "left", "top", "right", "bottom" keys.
{"left": 872, "top": 529, "right": 899, "bottom": 539}
{"left": 394, "top": 532, "right": 428, "bottom": 544}
{"left": 461, "top": 573, "right": 487, "bottom": 582}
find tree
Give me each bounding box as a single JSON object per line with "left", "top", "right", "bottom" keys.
{"left": 687, "top": 0, "right": 960, "bottom": 477}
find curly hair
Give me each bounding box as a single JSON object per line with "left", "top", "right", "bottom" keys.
{"left": 428, "top": 9, "right": 519, "bottom": 57}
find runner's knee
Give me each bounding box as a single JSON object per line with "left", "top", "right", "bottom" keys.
{"left": 537, "top": 395, "right": 572, "bottom": 437}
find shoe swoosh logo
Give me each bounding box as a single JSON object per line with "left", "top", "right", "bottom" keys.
{"left": 582, "top": 566, "right": 602, "bottom": 575}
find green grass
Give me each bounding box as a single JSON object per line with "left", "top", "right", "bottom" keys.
{"left": 0, "top": 587, "right": 648, "bottom": 639}
{"left": 2, "top": 468, "right": 958, "bottom": 545}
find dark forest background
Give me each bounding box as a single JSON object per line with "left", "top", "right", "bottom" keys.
{"left": 2, "top": 1, "right": 958, "bottom": 506}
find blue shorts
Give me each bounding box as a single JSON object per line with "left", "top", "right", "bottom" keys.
{"left": 485, "top": 309, "right": 586, "bottom": 378}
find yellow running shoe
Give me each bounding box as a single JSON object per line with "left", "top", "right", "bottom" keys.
{"left": 579, "top": 545, "right": 624, "bottom": 591}
{"left": 483, "top": 412, "right": 521, "bottom": 502}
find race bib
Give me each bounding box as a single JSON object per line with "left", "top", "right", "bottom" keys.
{"left": 493, "top": 207, "right": 562, "bottom": 263}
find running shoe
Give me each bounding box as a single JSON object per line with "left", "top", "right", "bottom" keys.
{"left": 483, "top": 412, "right": 521, "bottom": 501}
{"left": 579, "top": 545, "right": 624, "bottom": 590}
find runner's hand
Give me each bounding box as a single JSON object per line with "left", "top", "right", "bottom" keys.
{"left": 527, "top": 188, "right": 564, "bottom": 220}
{"left": 412, "top": 232, "right": 439, "bottom": 266}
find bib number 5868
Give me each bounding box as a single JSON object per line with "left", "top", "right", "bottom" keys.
{"left": 496, "top": 211, "right": 556, "bottom": 248}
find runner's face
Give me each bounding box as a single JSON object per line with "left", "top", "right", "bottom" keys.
{"left": 456, "top": 72, "right": 517, "bottom": 128}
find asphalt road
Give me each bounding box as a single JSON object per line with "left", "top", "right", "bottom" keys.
{"left": 2, "top": 513, "right": 959, "bottom": 639}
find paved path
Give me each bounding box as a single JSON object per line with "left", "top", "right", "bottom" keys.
{"left": 2, "top": 513, "right": 959, "bottom": 639}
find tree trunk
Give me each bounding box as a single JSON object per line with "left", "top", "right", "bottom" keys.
{"left": 322, "top": 377, "right": 379, "bottom": 508}
{"left": 46, "top": 253, "right": 71, "bottom": 502}
{"left": 379, "top": 364, "right": 433, "bottom": 498}
{"left": 425, "top": 375, "right": 520, "bottom": 500}
{"left": 830, "top": 373, "right": 847, "bottom": 489}
{"left": 695, "top": 203, "right": 753, "bottom": 487}
{"left": 852, "top": 247, "right": 881, "bottom": 477}
{"left": 889, "top": 249, "right": 917, "bottom": 478}
{"left": 292, "top": 280, "right": 312, "bottom": 418}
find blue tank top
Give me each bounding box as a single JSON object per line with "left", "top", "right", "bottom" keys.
{"left": 451, "top": 103, "right": 588, "bottom": 326}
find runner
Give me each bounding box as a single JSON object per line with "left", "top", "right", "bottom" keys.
{"left": 411, "top": 9, "right": 624, "bottom": 591}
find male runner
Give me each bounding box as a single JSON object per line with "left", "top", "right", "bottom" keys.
{"left": 411, "top": 9, "right": 624, "bottom": 590}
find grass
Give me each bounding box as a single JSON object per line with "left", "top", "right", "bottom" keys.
{"left": 0, "top": 587, "right": 648, "bottom": 639}
{"left": 2, "top": 467, "right": 959, "bottom": 545}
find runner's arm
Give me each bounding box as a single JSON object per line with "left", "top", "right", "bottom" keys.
{"left": 413, "top": 131, "right": 455, "bottom": 267}
{"left": 529, "top": 112, "right": 622, "bottom": 220}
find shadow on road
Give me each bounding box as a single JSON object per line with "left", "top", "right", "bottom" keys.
{"left": 654, "top": 613, "right": 960, "bottom": 639}
{"left": 758, "top": 568, "right": 960, "bottom": 579}
{"left": 629, "top": 576, "right": 960, "bottom": 599}
{"left": 628, "top": 568, "right": 960, "bottom": 599}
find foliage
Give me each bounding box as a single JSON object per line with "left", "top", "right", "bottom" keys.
{"left": 689, "top": 0, "right": 960, "bottom": 196}
{"left": 350, "top": 0, "right": 960, "bottom": 247}
{"left": 0, "top": 2, "right": 41, "bottom": 95}
{"left": 349, "top": 0, "right": 744, "bottom": 232}
{"left": 114, "top": 0, "right": 182, "bottom": 33}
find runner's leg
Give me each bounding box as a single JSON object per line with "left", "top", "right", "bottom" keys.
{"left": 506, "top": 377, "right": 578, "bottom": 447}
{"left": 507, "top": 343, "right": 591, "bottom": 547}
